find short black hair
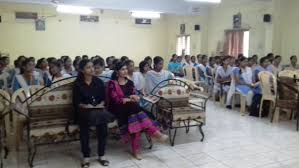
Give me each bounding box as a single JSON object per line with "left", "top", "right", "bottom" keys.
{"left": 260, "top": 56, "right": 268, "bottom": 64}
{"left": 73, "top": 59, "right": 81, "bottom": 67}
{"left": 120, "top": 56, "right": 129, "bottom": 63}
{"left": 201, "top": 55, "right": 208, "bottom": 60}
{"left": 144, "top": 56, "right": 152, "bottom": 62}
{"left": 106, "top": 56, "right": 114, "bottom": 65}
{"left": 153, "top": 56, "right": 163, "bottom": 65}
{"left": 290, "top": 55, "right": 297, "bottom": 60}
{"left": 93, "top": 58, "right": 105, "bottom": 67}
{"left": 139, "top": 61, "right": 149, "bottom": 73}
{"left": 124, "top": 59, "right": 134, "bottom": 67}
{"left": 82, "top": 55, "right": 89, "bottom": 59}
{"left": 275, "top": 55, "right": 281, "bottom": 59}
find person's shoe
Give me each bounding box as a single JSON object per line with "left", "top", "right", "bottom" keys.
{"left": 157, "top": 134, "right": 168, "bottom": 143}
{"left": 98, "top": 156, "right": 109, "bottom": 167}
{"left": 81, "top": 158, "right": 90, "bottom": 168}
{"left": 132, "top": 153, "right": 142, "bottom": 160}
{"left": 152, "top": 133, "right": 168, "bottom": 143}
{"left": 226, "top": 105, "right": 232, "bottom": 109}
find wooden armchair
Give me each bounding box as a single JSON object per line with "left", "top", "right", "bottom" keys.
{"left": 0, "top": 90, "right": 11, "bottom": 168}
{"left": 11, "top": 77, "right": 80, "bottom": 167}
{"left": 274, "top": 77, "right": 299, "bottom": 129}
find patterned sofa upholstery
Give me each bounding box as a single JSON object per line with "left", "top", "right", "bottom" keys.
{"left": 154, "top": 79, "right": 208, "bottom": 146}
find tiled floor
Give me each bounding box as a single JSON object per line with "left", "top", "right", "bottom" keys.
{"left": 5, "top": 101, "right": 299, "bottom": 168}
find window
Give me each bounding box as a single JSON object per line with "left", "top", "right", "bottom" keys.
{"left": 224, "top": 30, "right": 250, "bottom": 58}
{"left": 176, "top": 35, "right": 190, "bottom": 56}
{"left": 243, "top": 31, "right": 250, "bottom": 57}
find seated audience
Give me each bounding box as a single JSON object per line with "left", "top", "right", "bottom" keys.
{"left": 49, "top": 61, "right": 71, "bottom": 82}
{"left": 72, "top": 59, "right": 81, "bottom": 76}
{"left": 82, "top": 55, "right": 89, "bottom": 60}
{"left": 145, "top": 56, "right": 174, "bottom": 94}
{"left": 196, "top": 54, "right": 202, "bottom": 64}
{"left": 107, "top": 61, "right": 168, "bottom": 160}
{"left": 206, "top": 57, "right": 215, "bottom": 85}
{"left": 196, "top": 55, "right": 208, "bottom": 81}
{"left": 0, "top": 58, "right": 11, "bottom": 91}
{"left": 250, "top": 56, "right": 272, "bottom": 117}
{"left": 12, "top": 57, "right": 44, "bottom": 92}
{"left": 168, "top": 54, "right": 184, "bottom": 77}
{"left": 144, "top": 56, "right": 153, "bottom": 69}
{"left": 283, "top": 55, "right": 299, "bottom": 70}
{"left": 73, "top": 59, "right": 112, "bottom": 167}
{"left": 36, "top": 58, "right": 51, "bottom": 86}
{"left": 182, "top": 55, "right": 192, "bottom": 67}
{"left": 229, "top": 57, "right": 255, "bottom": 108}
{"left": 191, "top": 55, "right": 198, "bottom": 66}
{"left": 269, "top": 55, "right": 282, "bottom": 76}
{"left": 93, "top": 58, "right": 110, "bottom": 83}
{"left": 214, "top": 57, "right": 232, "bottom": 102}
{"left": 252, "top": 55, "right": 258, "bottom": 66}
{"left": 62, "top": 56, "right": 75, "bottom": 76}
{"left": 105, "top": 56, "right": 114, "bottom": 71}
{"left": 125, "top": 60, "right": 146, "bottom": 94}
{"left": 120, "top": 56, "right": 129, "bottom": 63}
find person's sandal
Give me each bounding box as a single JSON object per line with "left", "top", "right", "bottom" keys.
{"left": 132, "top": 153, "right": 142, "bottom": 160}
{"left": 98, "top": 159, "right": 110, "bottom": 166}
{"left": 81, "top": 162, "right": 90, "bottom": 168}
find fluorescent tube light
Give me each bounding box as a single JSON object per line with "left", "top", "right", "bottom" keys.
{"left": 185, "top": 0, "right": 221, "bottom": 3}
{"left": 57, "top": 5, "right": 93, "bottom": 15}
{"left": 131, "top": 11, "right": 161, "bottom": 19}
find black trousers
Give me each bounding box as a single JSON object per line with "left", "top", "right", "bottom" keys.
{"left": 79, "top": 123, "right": 108, "bottom": 158}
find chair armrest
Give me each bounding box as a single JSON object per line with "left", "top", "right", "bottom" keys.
{"left": 11, "top": 104, "right": 29, "bottom": 119}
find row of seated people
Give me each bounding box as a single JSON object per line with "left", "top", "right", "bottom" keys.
{"left": 168, "top": 53, "right": 299, "bottom": 80}
{"left": 0, "top": 54, "right": 177, "bottom": 168}
{"left": 0, "top": 55, "right": 174, "bottom": 95}
{"left": 168, "top": 53, "right": 299, "bottom": 117}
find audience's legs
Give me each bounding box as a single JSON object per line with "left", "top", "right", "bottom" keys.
{"left": 130, "top": 133, "right": 141, "bottom": 156}
{"left": 240, "top": 96, "right": 246, "bottom": 115}
{"left": 96, "top": 123, "right": 108, "bottom": 157}
{"left": 79, "top": 124, "right": 90, "bottom": 158}
{"left": 246, "top": 91, "right": 254, "bottom": 106}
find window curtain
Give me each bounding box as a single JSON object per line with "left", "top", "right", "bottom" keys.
{"left": 224, "top": 30, "right": 244, "bottom": 58}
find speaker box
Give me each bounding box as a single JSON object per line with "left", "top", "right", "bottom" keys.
{"left": 194, "top": 25, "right": 200, "bottom": 31}
{"left": 263, "top": 14, "right": 271, "bottom": 23}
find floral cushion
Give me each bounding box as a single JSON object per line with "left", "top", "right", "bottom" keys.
{"left": 156, "top": 86, "right": 190, "bottom": 99}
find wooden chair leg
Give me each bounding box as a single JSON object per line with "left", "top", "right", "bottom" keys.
{"left": 272, "top": 107, "right": 280, "bottom": 123}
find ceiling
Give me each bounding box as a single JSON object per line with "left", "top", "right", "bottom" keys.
{"left": 0, "top": 0, "right": 272, "bottom": 15}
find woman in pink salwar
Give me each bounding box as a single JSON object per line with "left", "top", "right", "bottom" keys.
{"left": 107, "top": 62, "right": 167, "bottom": 160}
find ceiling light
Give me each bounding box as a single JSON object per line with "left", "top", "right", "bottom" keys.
{"left": 56, "top": 5, "right": 93, "bottom": 15}
{"left": 185, "top": 0, "right": 221, "bottom": 3}
{"left": 131, "top": 11, "right": 161, "bottom": 19}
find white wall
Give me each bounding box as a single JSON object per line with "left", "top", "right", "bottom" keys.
{"left": 207, "top": 0, "right": 273, "bottom": 57}
{"left": 0, "top": 3, "right": 170, "bottom": 63}
{"left": 1, "top": 0, "right": 284, "bottom": 64}
{"left": 165, "top": 14, "right": 209, "bottom": 57}
{"left": 0, "top": 3, "right": 209, "bottom": 64}
{"left": 272, "top": 0, "right": 299, "bottom": 63}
